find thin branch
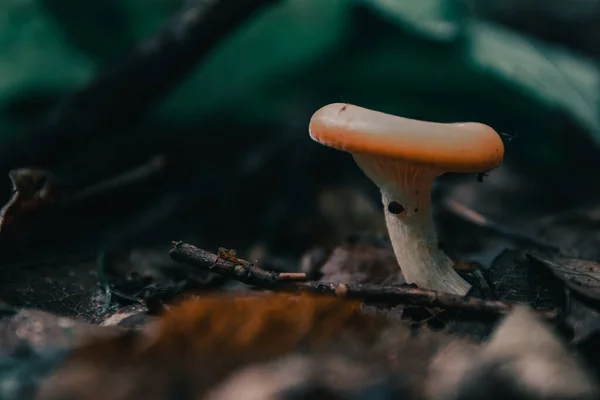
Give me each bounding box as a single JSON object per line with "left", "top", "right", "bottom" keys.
{"left": 1, "top": 0, "right": 278, "bottom": 171}
{"left": 169, "top": 242, "right": 559, "bottom": 319}
{"left": 65, "top": 155, "right": 167, "bottom": 206}
{"left": 278, "top": 272, "right": 308, "bottom": 281}
{"left": 443, "top": 199, "right": 560, "bottom": 251}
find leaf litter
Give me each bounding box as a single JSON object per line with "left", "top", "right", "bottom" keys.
{"left": 3, "top": 166, "right": 600, "bottom": 399}
{"left": 3, "top": 2, "right": 600, "bottom": 399}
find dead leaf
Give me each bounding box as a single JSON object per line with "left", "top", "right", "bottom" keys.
{"left": 430, "top": 306, "right": 599, "bottom": 400}
{"left": 0, "top": 308, "right": 118, "bottom": 353}
{"left": 100, "top": 304, "right": 152, "bottom": 329}
{"left": 35, "top": 293, "right": 398, "bottom": 400}
{"left": 425, "top": 340, "right": 481, "bottom": 400}
{"left": 563, "top": 296, "right": 600, "bottom": 344}
{"left": 299, "top": 247, "right": 328, "bottom": 280}
{"left": 533, "top": 205, "right": 600, "bottom": 260}
{"left": 487, "top": 249, "right": 565, "bottom": 309}
{"left": 205, "top": 354, "right": 397, "bottom": 400}
{"left": 0, "top": 168, "right": 64, "bottom": 235}
{"left": 528, "top": 252, "right": 600, "bottom": 301}
{"left": 318, "top": 233, "right": 404, "bottom": 285}
{"left": 479, "top": 306, "right": 598, "bottom": 399}
{"left": 436, "top": 199, "right": 531, "bottom": 269}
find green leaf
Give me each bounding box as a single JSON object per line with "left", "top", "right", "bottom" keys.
{"left": 467, "top": 20, "right": 600, "bottom": 140}
{"left": 40, "top": 0, "right": 133, "bottom": 62}
{"left": 158, "top": 0, "right": 352, "bottom": 124}
{"left": 360, "top": 0, "right": 600, "bottom": 146}
{"left": 358, "top": 0, "right": 465, "bottom": 41}
{"left": 0, "top": 0, "right": 95, "bottom": 137}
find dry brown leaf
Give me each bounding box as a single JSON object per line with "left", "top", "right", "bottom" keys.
{"left": 487, "top": 249, "right": 565, "bottom": 309}
{"left": 0, "top": 168, "right": 64, "bottom": 235}
{"left": 318, "top": 234, "right": 404, "bottom": 285}
{"left": 429, "top": 306, "right": 599, "bottom": 400}
{"left": 533, "top": 205, "right": 600, "bottom": 260}
{"left": 528, "top": 252, "right": 600, "bottom": 301}
{"left": 0, "top": 308, "right": 118, "bottom": 353}
{"left": 563, "top": 296, "right": 600, "bottom": 344}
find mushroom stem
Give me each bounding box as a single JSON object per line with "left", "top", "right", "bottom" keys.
{"left": 353, "top": 154, "right": 471, "bottom": 295}
{"left": 381, "top": 189, "right": 470, "bottom": 295}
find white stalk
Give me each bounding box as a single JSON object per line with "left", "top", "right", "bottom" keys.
{"left": 353, "top": 154, "right": 471, "bottom": 295}
{"left": 380, "top": 188, "right": 470, "bottom": 295}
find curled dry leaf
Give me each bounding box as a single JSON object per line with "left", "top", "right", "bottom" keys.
{"left": 563, "top": 296, "right": 600, "bottom": 344}
{"left": 0, "top": 169, "right": 64, "bottom": 235}
{"left": 528, "top": 252, "right": 600, "bottom": 301}
{"left": 205, "top": 355, "right": 315, "bottom": 400}
{"left": 533, "top": 205, "right": 600, "bottom": 260}
{"left": 99, "top": 305, "right": 152, "bottom": 329}
{"left": 299, "top": 247, "right": 328, "bottom": 280}
{"left": 426, "top": 340, "right": 481, "bottom": 399}
{"left": 487, "top": 249, "right": 565, "bottom": 309}
{"left": 205, "top": 354, "right": 398, "bottom": 400}
{"left": 318, "top": 233, "right": 404, "bottom": 285}
{"left": 0, "top": 308, "right": 118, "bottom": 353}
{"left": 479, "top": 306, "right": 598, "bottom": 399}
{"left": 428, "top": 306, "right": 599, "bottom": 400}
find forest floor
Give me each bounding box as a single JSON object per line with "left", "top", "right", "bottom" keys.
{"left": 2, "top": 0, "right": 600, "bottom": 399}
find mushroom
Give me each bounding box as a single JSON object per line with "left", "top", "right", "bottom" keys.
{"left": 308, "top": 103, "right": 504, "bottom": 295}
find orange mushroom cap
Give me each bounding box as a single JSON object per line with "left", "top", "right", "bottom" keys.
{"left": 309, "top": 103, "right": 505, "bottom": 172}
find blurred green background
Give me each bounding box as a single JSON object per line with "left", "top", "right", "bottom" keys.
{"left": 1, "top": 0, "right": 600, "bottom": 261}
{"left": 3, "top": 0, "right": 599, "bottom": 163}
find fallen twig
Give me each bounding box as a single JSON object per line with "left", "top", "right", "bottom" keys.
{"left": 169, "top": 242, "right": 559, "bottom": 318}
{"left": 66, "top": 155, "right": 167, "bottom": 206}
{"left": 0, "top": 0, "right": 278, "bottom": 172}
{"left": 278, "top": 272, "right": 308, "bottom": 281}
{"left": 443, "top": 199, "right": 560, "bottom": 251}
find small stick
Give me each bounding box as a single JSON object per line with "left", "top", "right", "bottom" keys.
{"left": 66, "top": 155, "right": 166, "bottom": 205}
{"left": 169, "top": 242, "right": 559, "bottom": 319}
{"left": 278, "top": 272, "right": 308, "bottom": 282}
{"left": 444, "top": 199, "right": 559, "bottom": 251}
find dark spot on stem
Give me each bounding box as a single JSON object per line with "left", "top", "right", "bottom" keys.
{"left": 414, "top": 208, "right": 418, "bottom": 213}
{"left": 387, "top": 201, "right": 405, "bottom": 214}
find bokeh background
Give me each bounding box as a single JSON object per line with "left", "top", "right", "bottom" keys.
{"left": 2, "top": 0, "right": 600, "bottom": 317}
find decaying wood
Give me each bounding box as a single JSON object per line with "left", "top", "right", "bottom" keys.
{"left": 169, "top": 242, "right": 559, "bottom": 318}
